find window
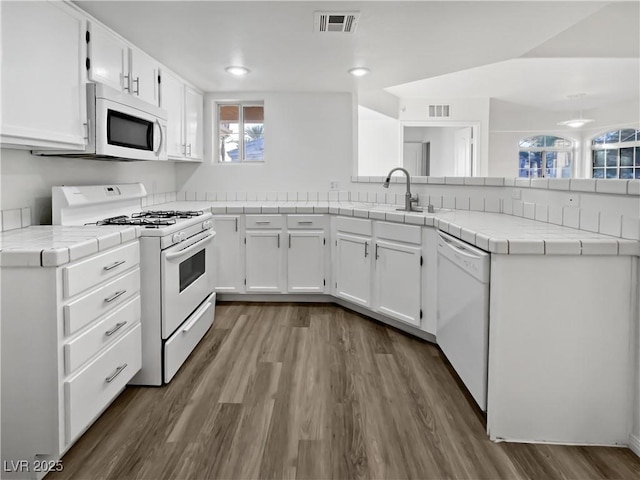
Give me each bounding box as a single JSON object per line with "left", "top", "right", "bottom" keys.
{"left": 518, "top": 135, "right": 574, "bottom": 178}
{"left": 591, "top": 129, "right": 640, "bottom": 179}
{"left": 217, "top": 103, "right": 264, "bottom": 162}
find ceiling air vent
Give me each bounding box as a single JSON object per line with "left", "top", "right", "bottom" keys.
{"left": 314, "top": 12, "right": 359, "bottom": 33}
{"left": 429, "top": 104, "right": 451, "bottom": 118}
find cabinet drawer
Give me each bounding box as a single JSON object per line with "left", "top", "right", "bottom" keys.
{"left": 164, "top": 292, "right": 215, "bottom": 383}
{"left": 64, "top": 296, "right": 141, "bottom": 375}
{"left": 63, "top": 242, "right": 139, "bottom": 299}
{"left": 245, "top": 215, "right": 283, "bottom": 229}
{"left": 335, "top": 216, "right": 372, "bottom": 236}
{"left": 375, "top": 221, "right": 421, "bottom": 244}
{"left": 65, "top": 323, "right": 141, "bottom": 443}
{"left": 64, "top": 268, "right": 140, "bottom": 336}
{"left": 286, "top": 214, "right": 327, "bottom": 229}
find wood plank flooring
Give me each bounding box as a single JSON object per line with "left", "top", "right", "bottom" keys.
{"left": 49, "top": 303, "right": 640, "bottom": 480}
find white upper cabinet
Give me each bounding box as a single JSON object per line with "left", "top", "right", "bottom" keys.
{"left": 161, "top": 70, "right": 203, "bottom": 161}
{"left": 185, "top": 86, "right": 204, "bottom": 160}
{"left": 161, "top": 69, "right": 186, "bottom": 158}
{"left": 129, "top": 48, "right": 160, "bottom": 106}
{"left": 88, "top": 23, "right": 161, "bottom": 107}
{"left": 1, "top": 1, "right": 86, "bottom": 149}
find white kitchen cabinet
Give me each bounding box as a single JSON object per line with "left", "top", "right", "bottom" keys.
{"left": 1, "top": 0, "right": 86, "bottom": 150}
{"left": 1, "top": 238, "right": 141, "bottom": 474}
{"left": 129, "top": 48, "right": 160, "bottom": 106}
{"left": 245, "top": 230, "right": 284, "bottom": 292}
{"left": 287, "top": 231, "right": 326, "bottom": 293}
{"left": 160, "top": 70, "right": 203, "bottom": 161}
{"left": 87, "top": 21, "right": 129, "bottom": 92}
{"left": 185, "top": 86, "right": 204, "bottom": 159}
{"left": 373, "top": 240, "right": 422, "bottom": 326}
{"left": 213, "top": 216, "right": 244, "bottom": 293}
{"left": 335, "top": 232, "right": 372, "bottom": 307}
{"left": 88, "top": 24, "right": 160, "bottom": 107}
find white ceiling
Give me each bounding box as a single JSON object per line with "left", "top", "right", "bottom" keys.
{"left": 74, "top": 1, "right": 639, "bottom": 112}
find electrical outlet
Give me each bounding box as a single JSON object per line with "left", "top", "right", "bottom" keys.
{"left": 511, "top": 189, "right": 521, "bottom": 200}
{"left": 565, "top": 194, "right": 580, "bottom": 207}
{"left": 330, "top": 181, "right": 339, "bottom": 190}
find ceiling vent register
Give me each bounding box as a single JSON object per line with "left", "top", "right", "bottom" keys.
{"left": 429, "top": 105, "right": 451, "bottom": 118}
{"left": 314, "top": 12, "right": 359, "bottom": 33}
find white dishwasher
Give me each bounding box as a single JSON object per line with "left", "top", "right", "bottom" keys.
{"left": 436, "top": 231, "right": 490, "bottom": 411}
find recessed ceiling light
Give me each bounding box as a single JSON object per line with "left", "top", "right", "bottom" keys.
{"left": 348, "top": 67, "right": 370, "bottom": 77}
{"left": 225, "top": 66, "right": 250, "bottom": 76}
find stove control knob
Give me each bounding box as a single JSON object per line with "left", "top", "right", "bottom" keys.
{"left": 202, "top": 220, "right": 212, "bottom": 230}
{"left": 172, "top": 232, "right": 186, "bottom": 243}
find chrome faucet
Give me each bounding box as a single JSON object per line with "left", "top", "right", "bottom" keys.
{"left": 383, "top": 167, "right": 421, "bottom": 212}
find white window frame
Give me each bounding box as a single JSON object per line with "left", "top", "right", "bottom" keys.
{"left": 216, "top": 101, "right": 265, "bottom": 163}
{"left": 590, "top": 128, "right": 640, "bottom": 179}
{"left": 518, "top": 135, "right": 575, "bottom": 178}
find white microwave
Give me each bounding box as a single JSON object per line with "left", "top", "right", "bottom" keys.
{"left": 34, "top": 83, "right": 167, "bottom": 161}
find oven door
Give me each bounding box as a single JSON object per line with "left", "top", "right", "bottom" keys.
{"left": 161, "top": 230, "right": 215, "bottom": 338}
{"left": 95, "top": 97, "right": 167, "bottom": 161}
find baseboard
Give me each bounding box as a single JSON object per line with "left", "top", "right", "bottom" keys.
{"left": 217, "top": 292, "right": 437, "bottom": 344}
{"left": 630, "top": 433, "right": 640, "bottom": 457}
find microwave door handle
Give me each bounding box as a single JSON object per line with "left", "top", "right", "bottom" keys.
{"left": 154, "top": 119, "right": 164, "bottom": 157}
{"left": 165, "top": 233, "right": 215, "bottom": 262}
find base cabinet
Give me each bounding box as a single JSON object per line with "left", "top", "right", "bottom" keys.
{"left": 245, "top": 230, "right": 284, "bottom": 292}
{"left": 335, "top": 233, "right": 372, "bottom": 307}
{"left": 374, "top": 240, "right": 422, "bottom": 326}
{"left": 214, "top": 216, "right": 244, "bottom": 293}
{"left": 287, "top": 231, "right": 326, "bottom": 292}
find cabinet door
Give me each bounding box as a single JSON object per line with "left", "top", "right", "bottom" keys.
{"left": 214, "top": 216, "right": 244, "bottom": 293}
{"left": 130, "top": 48, "right": 160, "bottom": 106}
{"left": 288, "top": 231, "right": 325, "bottom": 293}
{"left": 374, "top": 240, "right": 422, "bottom": 326}
{"left": 245, "top": 230, "right": 283, "bottom": 293}
{"left": 160, "top": 69, "right": 185, "bottom": 158}
{"left": 1, "top": 1, "right": 86, "bottom": 149}
{"left": 184, "top": 86, "right": 203, "bottom": 161}
{"left": 335, "top": 233, "right": 371, "bottom": 307}
{"left": 87, "top": 21, "right": 129, "bottom": 92}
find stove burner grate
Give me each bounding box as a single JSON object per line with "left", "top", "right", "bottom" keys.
{"left": 133, "top": 210, "right": 204, "bottom": 220}
{"left": 91, "top": 215, "right": 177, "bottom": 228}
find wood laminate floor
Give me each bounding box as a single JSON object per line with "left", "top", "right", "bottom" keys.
{"left": 49, "top": 303, "right": 640, "bottom": 480}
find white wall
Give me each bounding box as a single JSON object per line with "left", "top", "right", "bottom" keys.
{"left": 404, "top": 126, "right": 457, "bottom": 177}
{"left": 175, "top": 92, "right": 353, "bottom": 193}
{"left": 358, "top": 106, "right": 401, "bottom": 176}
{"left": 0, "top": 149, "right": 177, "bottom": 224}
{"left": 488, "top": 99, "right": 640, "bottom": 178}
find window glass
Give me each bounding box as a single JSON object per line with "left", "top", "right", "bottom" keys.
{"left": 518, "top": 135, "right": 573, "bottom": 178}
{"left": 620, "top": 129, "right": 636, "bottom": 142}
{"left": 591, "top": 128, "right": 640, "bottom": 179}
{"left": 218, "top": 103, "right": 264, "bottom": 163}
{"left": 605, "top": 149, "right": 618, "bottom": 167}
{"left": 593, "top": 168, "right": 604, "bottom": 178}
{"left": 620, "top": 148, "right": 634, "bottom": 166}
{"left": 604, "top": 130, "right": 620, "bottom": 143}
{"left": 593, "top": 150, "right": 605, "bottom": 168}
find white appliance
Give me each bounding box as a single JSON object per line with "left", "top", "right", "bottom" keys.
{"left": 437, "top": 231, "right": 490, "bottom": 411}
{"left": 52, "top": 183, "right": 215, "bottom": 385}
{"left": 35, "top": 83, "right": 167, "bottom": 161}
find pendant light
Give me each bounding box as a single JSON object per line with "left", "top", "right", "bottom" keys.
{"left": 557, "top": 93, "right": 594, "bottom": 128}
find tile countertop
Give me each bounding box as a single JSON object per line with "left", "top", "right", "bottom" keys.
{"left": 0, "top": 225, "right": 139, "bottom": 267}
{"left": 153, "top": 200, "right": 640, "bottom": 257}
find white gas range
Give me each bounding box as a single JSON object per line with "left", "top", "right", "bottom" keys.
{"left": 52, "top": 184, "right": 216, "bottom": 386}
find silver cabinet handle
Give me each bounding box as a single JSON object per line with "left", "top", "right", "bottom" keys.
{"left": 104, "top": 260, "right": 126, "bottom": 271}
{"left": 289, "top": 233, "right": 291, "bottom": 248}
{"left": 123, "top": 74, "right": 130, "bottom": 92}
{"left": 187, "top": 143, "right": 192, "bottom": 156}
{"left": 105, "top": 363, "right": 127, "bottom": 383}
{"left": 133, "top": 77, "right": 140, "bottom": 95}
{"left": 375, "top": 243, "right": 380, "bottom": 259}
{"left": 364, "top": 241, "right": 369, "bottom": 257}
{"left": 297, "top": 221, "right": 313, "bottom": 225}
{"left": 105, "top": 321, "right": 127, "bottom": 337}
{"left": 255, "top": 221, "right": 271, "bottom": 224}
{"left": 277, "top": 233, "right": 280, "bottom": 248}
{"left": 105, "top": 290, "right": 126, "bottom": 303}
{"left": 235, "top": 217, "right": 238, "bottom": 232}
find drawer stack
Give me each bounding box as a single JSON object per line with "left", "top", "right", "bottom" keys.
{"left": 60, "top": 242, "right": 142, "bottom": 443}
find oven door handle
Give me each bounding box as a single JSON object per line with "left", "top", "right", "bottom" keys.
{"left": 165, "top": 233, "right": 215, "bottom": 262}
